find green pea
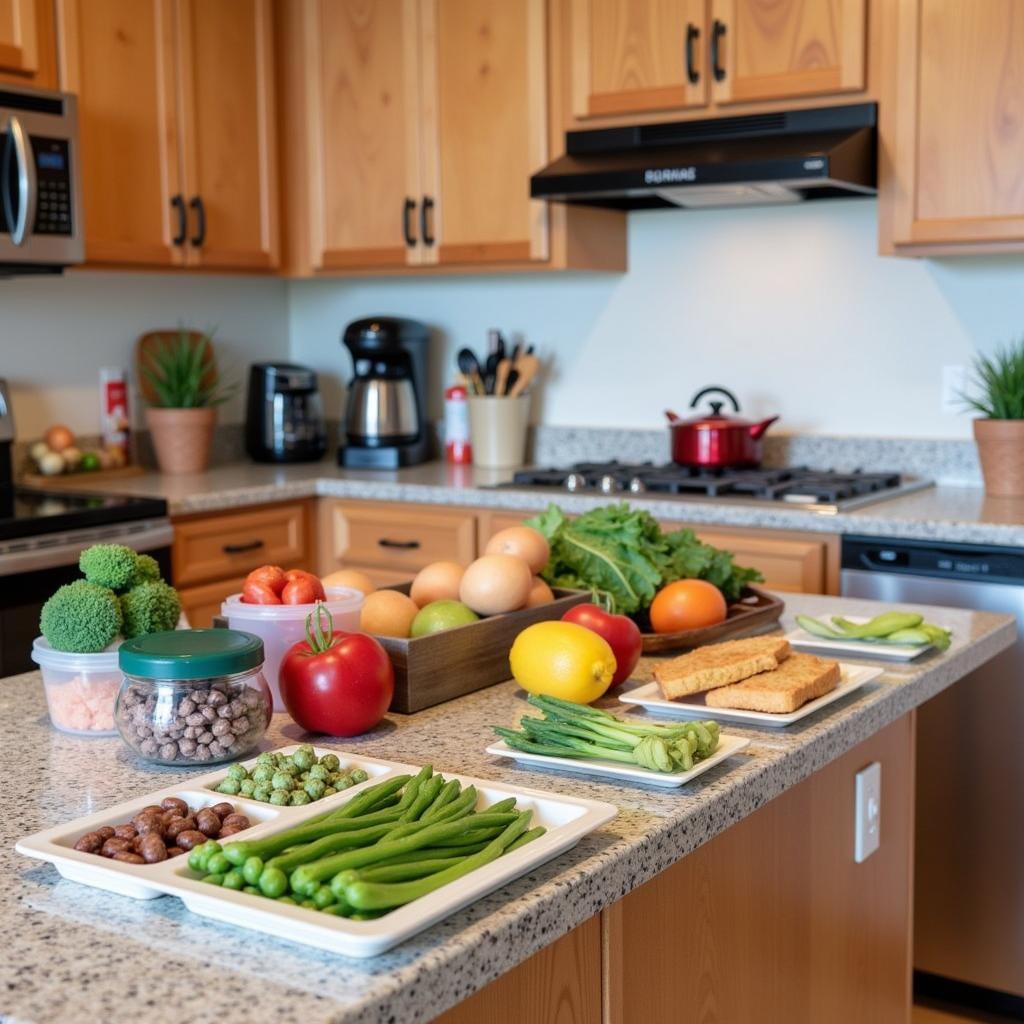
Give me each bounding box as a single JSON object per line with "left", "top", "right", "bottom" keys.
{"left": 304, "top": 779, "right": 326, "bottom": 800}
{"left": 226, "top": 763, "right": 248, "bottom": 781}
{"left": 242, "top": 856, "right": 264, "bottom": 886}
{"left": 207, "top": 852, "right": 231, "bottom": 875}
{"left": 187, "top": 847, "right": 207, "bottom": 872}
{"left": 252, "top": 764, "right": 274, "bottom": 784}
{"left": 349, "top": 768, "right": 368, "bottom": 784}
{"left": 216, "top": 778, "right": 241, "bottom": 796}
{"left": 242, "top": 885, "right": 261, "bottom": 895}
{"left": 334, "top": 776, "right": 353, "bottom": 791}
{"left": 276, "top": 895, "right": 296, "bottom": 905}
{"left": 271, "top": 772, "right": 294, "bottom": 792}
{"left": 239, "top": 779, "right": 256, "bottom": 797}
{"left": 222, "top": 869, "right": 245, "bottom": 890}
{"left": 289, "top": 790, "right": 311, "bottom": 806}
{"left": 311, "top": 884, "right": 335, "bottom": 910}
{"left": 322, "top": 786, "right": 336, "bottom": 797}
{"left": 192, "top": 840, "right": 221, "bottom": 873}
{"left": 255, "top": 752, "right": 276, "bottom": 768}
{"left": 259, "top": 867, "right": 288, "bottom": 898}
{"left": 252, "top": 785, "right": 271, "bottom": 803}
{"left": 292, "top": 749, "right": 316, "bottom": 771}
{"left": 319, "top": 754, "right": 341, "bottom": 771}
{"left": 202, "top": 872, "right": 225, "bottom": 885}
{"left": 269, "top": 789, "right": 290, "bottom": 806}
{"left": 307, "top": 763, "right": 330, "bottom": 782}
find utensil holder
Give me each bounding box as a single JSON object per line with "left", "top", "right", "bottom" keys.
{"left": 467, "top": 395, "right": 531, "bottom": 468}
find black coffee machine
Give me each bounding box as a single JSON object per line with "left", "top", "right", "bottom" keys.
{"left": 246, "top": 363, "right": 327, "bottom": 463}
{"left": 339, "top": 317, "right": 432, "bottom": 469}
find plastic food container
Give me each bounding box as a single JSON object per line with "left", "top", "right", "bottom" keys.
{"left": 115, "top": 629, "right": 272, "bottom": 766}
{"left": 221, "top": 588, "right": 364, "bottom": 706}
{"left": 31, "top": 637, "right": 122, "bottom": 737}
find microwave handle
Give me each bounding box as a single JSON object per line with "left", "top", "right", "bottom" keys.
{"left": 2, "top": 116, "right": 36, "bottom": 246}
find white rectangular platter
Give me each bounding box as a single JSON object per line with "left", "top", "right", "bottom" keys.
{"left": 618, "top": 663, "right": 884, "bottom": 728}
{"left": 786, "top": 618, "right": 932, "bottom": 661}
{"left": 16, "top": 744, "right": 616, "bottom": 958}
{"left": 486, "top": 732, "right": 750, "bottom": 789}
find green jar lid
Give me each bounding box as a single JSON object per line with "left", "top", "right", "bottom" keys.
{"left": 118, "top": 629, "right": 264, "bottom": 680}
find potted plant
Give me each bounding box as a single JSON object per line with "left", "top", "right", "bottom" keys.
{"left": 138, "top": 328, "right": 235, "bottom": 475}
{"left": 964, "top": 340, "right": 1024, "bottom": 497}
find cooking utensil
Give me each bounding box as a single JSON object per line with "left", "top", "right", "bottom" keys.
{"left": 665, "top": 386, "right": 778, "bottom": 469}
{"left": 495, "top": 358, "right": 513, "bottom": 396}
{"left": 508, "top": 354, "right": 539, "bottom": 397}
{"left": 457, "top": 348, "right": 486, "bottom": 396}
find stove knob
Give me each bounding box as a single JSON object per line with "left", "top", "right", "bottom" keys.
{"left": 599, "top": 474, "right": 621, "bottom": 494}
{"left": 628, "top": 477, "right": 646, "bottom": 494}
{"left": 565, "top": 472, "right": 587, "bottom": 492}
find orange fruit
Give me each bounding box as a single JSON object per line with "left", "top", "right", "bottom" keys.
{"left": 649, "top": 579, "right": 727, "bottom": 634}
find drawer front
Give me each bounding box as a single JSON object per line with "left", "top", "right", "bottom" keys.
{"left": 173, "top": 503, "right": 309, "bottom": 588}
{"left": 320, "top": 501, "right": 477, "bottom": 574}
{"left": 692, "top": 529, "right": 827, "bottom": 595}
{"left": 178, "top": 576, "right": 247, "bottom": 629}
{"left": 477, "top": 509, "right": 541, "bottom": 547}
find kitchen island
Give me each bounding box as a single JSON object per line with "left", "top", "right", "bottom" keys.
{"left": 3, "top": 594, "right": 1014, "bottom": 1024}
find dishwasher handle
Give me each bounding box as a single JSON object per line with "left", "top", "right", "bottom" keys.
{"left": 842, "top": 535, "right": 1024, "bottom": 585}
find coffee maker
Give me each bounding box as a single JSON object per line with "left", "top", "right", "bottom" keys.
{"left": 245, "top": 363, "right": 327, "bottom": 463}
{"left": 339, "top": 317, "right": 431, "bottom": 468}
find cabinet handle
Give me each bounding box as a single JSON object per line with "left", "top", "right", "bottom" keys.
{"left": 402, "top": 197, "right": 417, "bottom": 247}
{"left": 711, "top": 19, "right": 727, "bottom": 82}
{"left": 222, "top": 539, "right": 264, "bottom": 554}
{"left": 685, "top": 23, "right": 700, "bottom": 84}
{"left": 377, "top": 538, "right": 421, "bottom": 550}
{"left": 189, "top": 195, "right": 206, "bottom": 247}
{"left": 170, "top": 194, "right": 186, "bottom": 246}
{"left": 420, "top": 196, "right": 435, "bottom": 247}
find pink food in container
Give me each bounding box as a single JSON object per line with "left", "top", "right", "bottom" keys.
{"left": 31, "top": 637, "right": 121, "bottom": 737}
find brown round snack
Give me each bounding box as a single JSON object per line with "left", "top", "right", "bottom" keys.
{"left": 73, "top": 832, "right": 104, "bottom": 854}
{"left": 165, "top": 816, "right": 197, "bottom": 840}
{"left": 217, "top": 825, "right": 245, "bottom": 838}
{"left": 210, "top": 802, "right": 234, "bottom": 819}
{"left": 161, "top": 797, "right": 189, "bottom": 817}
{"left": 135, "top": 815, "right": 165, "bottom": 838}
{"left": 139, "top": 834, "right": 169, "bottom": 863}
{"left": 173, "top": 829, "right": 207, "bottom": 851}
{"left": 96, "top": 826, "right": 116, "bottom": 841}
{"left": 221, "top": 814, "right": 251, "bottom": 831}
{"left": 112, "top": 852, "right": 146, "bottom": 864}
{"left": 166, "top": 846, "right": 185, "bottom": 858}
{"left": 113, "top": 823, "right": 138, "bottom": 841}
{"left": 140, "top": 804, "right": 164, "bottom": 817}
{"left": 195, "top": 809, "right": 221, "bottom": 837}
{"left": 101, "top": 837, "right": 132, "bottom": 858}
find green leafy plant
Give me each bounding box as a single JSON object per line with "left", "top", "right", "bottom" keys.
{"left": 962, "top": 339, "right": 1024, "bottom": 420}
{"left": 140, "top": 328, "right": 235, "bottom": 409}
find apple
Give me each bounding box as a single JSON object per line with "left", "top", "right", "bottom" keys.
{"left": 562, "top": 603, "right": 642, "bottom": 687}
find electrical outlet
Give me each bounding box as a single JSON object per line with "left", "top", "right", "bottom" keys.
{"left": 942, "top": 364, "right": 968, "bottom": 414}
{"left": 854, "top": 762, "right": 881, "bottom": 863}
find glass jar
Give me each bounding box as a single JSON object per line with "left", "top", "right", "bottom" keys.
{"left": 115, "top": 629, "right": 272, "bottom": 766}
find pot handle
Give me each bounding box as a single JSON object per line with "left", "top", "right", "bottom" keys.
{"left": 665, "top": 409, "right": 681, "bottom": 423}
{"left": 690, "top": 386, "right": 740, "bottom": 412}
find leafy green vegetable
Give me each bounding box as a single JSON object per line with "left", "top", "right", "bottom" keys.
{"left": 526, "top": 502, "right": 762, "bottom": 614}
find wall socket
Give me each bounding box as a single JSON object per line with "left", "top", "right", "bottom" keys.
{"left": 854, "top": 762, "right": 881, "bottom": 863}
{"left": 942, "top": 364, "right": 969, "bottom": 414}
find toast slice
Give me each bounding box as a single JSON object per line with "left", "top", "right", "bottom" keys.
{"left": 653, "top": 634, "right": 792, "bottom": 700}
{"left": 704, "top": 652, "right": 841, "bottom": 714}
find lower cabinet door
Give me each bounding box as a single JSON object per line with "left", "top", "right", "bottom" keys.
{"left": 177, "top": 576, "right": 247, "bottom": 629}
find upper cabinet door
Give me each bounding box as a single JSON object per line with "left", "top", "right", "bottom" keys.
{"left": 303, "top": 0, "right": 423, "bottom": 271}
{"left": 572, "top": 0, "right": 709, "bottom": 119}
{"left": 421, "top": 0, "right": 548, "bottom": 265}
{"left": 0, "top": 0, "right": 36, "bottom": 76}
{"left": 709, "top": 0, "right": 866, "bottom": 105}
{"left": 177, "top": 0, "right": 279, "bottom": 269}
{"left": 889, "top": 0, "right": 1024, "bottom": 249}
{"left": 57, "top": 0, "right": 184, "bottom": 266}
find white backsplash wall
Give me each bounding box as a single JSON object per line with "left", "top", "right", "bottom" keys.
{"left": 1, "top": 272, "right": 289, "bottom": 438}
{"left": 288, "top": 199, "right": 1024, "bottom": 440}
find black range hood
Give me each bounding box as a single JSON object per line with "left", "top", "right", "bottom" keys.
{"left": 531, "top": 103, "right": 877, "bottom": 211}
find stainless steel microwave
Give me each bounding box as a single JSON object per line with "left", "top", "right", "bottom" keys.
{"left": 1, "top": 84, "right": 84, "bottom": 274}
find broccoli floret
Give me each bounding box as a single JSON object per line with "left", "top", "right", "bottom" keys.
{"left": 128, "top": 553, "right": 161, "bottom": 588}
{"left": 79, "top": 544, "right": 139, "bottom": 592}
{"left": 120, "top": 580, "right": 181, "bottom": 638}
{"left": 40, "top": 580, "right": 122, "bottom": 653}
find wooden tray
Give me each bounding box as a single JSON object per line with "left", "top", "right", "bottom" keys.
{"left": 21, "top": 464, "right": 147, "bottom": 489}
{"left": 376, "top": 584, "right": 590, "bottom": 714}
{"left": 639, "top": 586, "right": 785, "bottom": 654}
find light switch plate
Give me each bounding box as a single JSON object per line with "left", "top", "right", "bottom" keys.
{"left": 854, "top": 762, "right": 881, "bottom": 863}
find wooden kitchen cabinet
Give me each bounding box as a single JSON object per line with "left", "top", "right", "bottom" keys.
{"left": 0, "top": 0, "right": 57, "bottom": 88}
{"left": 276, "top": 0, "right": 625, "bottom": 275}
{"left": 881, "top": 0, "right": 1024, "bottom": 254}
{"left": 57, "top": 0, "right": 278, "bottom": 270}
{"left": 177, "top": 574, "right": 247, "bottom": 629}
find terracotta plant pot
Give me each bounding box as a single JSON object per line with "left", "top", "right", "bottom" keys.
{"left": 145, "top": 406, "right": 216, "bottom": 475}
{"left": 973, "top": 418, "right": 1024, "bottom": 497}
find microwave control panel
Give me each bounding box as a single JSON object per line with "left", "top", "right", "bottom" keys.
{"left": 31, "top": 137, "right": 73, "bottom": 236}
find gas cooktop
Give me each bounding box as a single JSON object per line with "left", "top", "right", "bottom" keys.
{"left": 0, "top": 488, "right": 169, "bottom": 543}
{"left": 500, "top": 462, "right": 933, "bottom": 514}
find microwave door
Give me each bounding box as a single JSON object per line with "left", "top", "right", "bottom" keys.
{"left": 2, "top": 115, "right": 37, "bottom": 246}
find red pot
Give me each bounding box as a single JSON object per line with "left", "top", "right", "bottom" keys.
{"left": 666, "top": 387, "right": 779, "bottom": 469}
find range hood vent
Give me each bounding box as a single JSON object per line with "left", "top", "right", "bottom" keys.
{"left": 531, "top": 103, "right": 877, "bottom": 211}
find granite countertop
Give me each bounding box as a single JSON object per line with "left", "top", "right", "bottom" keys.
{"left": 49, "top": 459, "right": 1024, "bottom": 546}
{"left": 3, "top": 594, "right": 1014, "bottom": 1024}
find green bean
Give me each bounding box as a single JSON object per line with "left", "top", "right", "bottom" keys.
{"left": 343, "top": 812, "right": 533, "bottom": 911}
{"left": 505, "top": 826, "right": 546, "bottom": 853}
{"left": 372, "top": 841, "right": 492, "bottom": 866}
{"left": 398, "top": 773, "right": 443, "bottom": 822}
{"left": 420, "top": 779, "right": 460, "bottom": 820}
{"left": 311, "top": 884, "right": 336, "bottom": 910}
{"left": 264, "top": 819, "right": 406, "bottom": 875}
{"left": 345, "top": 855, "right": 469, "bottom": 885}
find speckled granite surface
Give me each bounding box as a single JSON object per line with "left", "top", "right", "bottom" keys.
{"left": 3, "top": 594, "right": 1014, "bottom": 1024}
{"left": 49, "top": 458, "right": 1024, "bottom": 547}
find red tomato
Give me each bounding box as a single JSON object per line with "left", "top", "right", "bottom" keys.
{"left": 245, "top": 565, "right": 286, "bottom": 595}
{"left": 242, "top": 580, "right": 281, "bottom": 605}
{"left": 562, "top": 603, "right": 642, "bottom": 687}
{"left": 284, "top": 569, "right": 326, "bottom": 601}
{"left": 279, "top": 614, "right": 394, "bottom": 736}
{"left": 281, "top": 578, "right": 319, "bottom": 605}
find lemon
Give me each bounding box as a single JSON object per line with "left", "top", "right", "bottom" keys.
{"left": 509, "top": 621, "right": 616, "bottom": 704}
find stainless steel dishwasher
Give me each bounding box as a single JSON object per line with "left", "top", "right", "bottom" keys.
{"left": 842, "top": 535, "right": 1024, "bottom": 1012}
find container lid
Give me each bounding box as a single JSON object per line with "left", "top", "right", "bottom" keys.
{"left": 222, "top": 589, "right": 364, "bottom": 620}
{"left": 118, "top": 629, "right": 264, "bottom": 680}
{"left": 32, "top": 636, "right": 121, "bottom": 672}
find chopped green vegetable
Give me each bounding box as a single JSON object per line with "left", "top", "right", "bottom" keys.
{"left": 119, "top": 580, "right": 181, "bottom": 638}
{"left": 78, "top": 544, "right": 138, "bottom": 592}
